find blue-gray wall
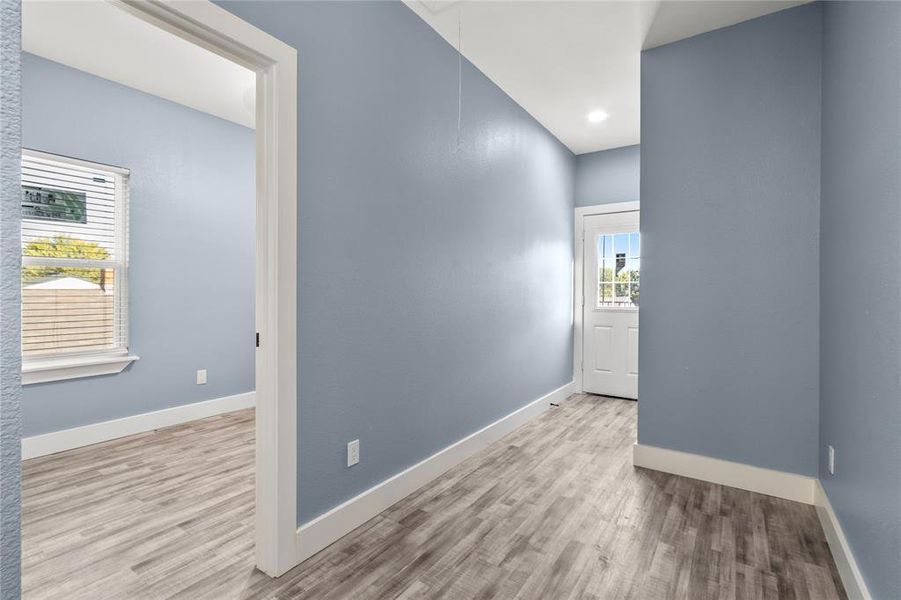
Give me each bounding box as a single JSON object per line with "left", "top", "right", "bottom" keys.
{"left": 820, "top": 2, "right": 901, "bottom": 598}
{"left": 21, "top": 53, "right": 255, "bottom": 437}
{"left": 638, "top": 4, "right": 822, "bottom": 476}
{"left": 0, "top": 0, "right": 21, "bottom": 595}
{"left": 217, "top": 1, "right": 575, "bottom": 524}
{"left": 574, "top": 144, "right": 639, "bottom": 207}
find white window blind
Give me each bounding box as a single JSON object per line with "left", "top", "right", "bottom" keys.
{"left": 21, "top": 150, "right": 130, "bottom": 359}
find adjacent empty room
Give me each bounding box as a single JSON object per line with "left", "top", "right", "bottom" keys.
{"left": 18, "top": 2, "right": 258, "bottom": 597}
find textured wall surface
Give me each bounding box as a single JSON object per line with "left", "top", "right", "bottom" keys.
{"left": 639, "top": 4, "right": 822, "bottom": 476}
{"left": 0, "top": 1, "right": 20, "bottom": 596}
{"left": 574, "top": 144, "right": 639, "bottom": 207}
{"left": 21, "top": 54, "right": 255, "bottom": 436}
{"left": 217, "top": 1, "right": 575, "bottom": 524}
{"left": 820, "top": 2, "right": 901, "bottom": 598}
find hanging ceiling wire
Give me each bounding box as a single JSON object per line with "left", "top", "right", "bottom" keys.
{"left": 456, "top": 2, "right": 463, "bottom": 152}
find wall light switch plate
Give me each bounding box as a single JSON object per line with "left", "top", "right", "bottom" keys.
{"left": 828, "top": 445, "right": 835, "bottom": 475}
{"left": 196, "top": 369, "right": 207, "bottom": 385}
{"left": 347, "top": 439, "right": 360, "bottom": 467}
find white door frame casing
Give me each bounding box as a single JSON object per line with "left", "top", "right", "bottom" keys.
{"left": 109, "top": 1, "right": 298, "bottom": 577}
{"left": 573, "top": 201, "right": 640, "bottom": 393}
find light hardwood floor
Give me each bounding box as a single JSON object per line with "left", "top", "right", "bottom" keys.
{"left": 22, "top": 394, "right": 846, "bottom": 599}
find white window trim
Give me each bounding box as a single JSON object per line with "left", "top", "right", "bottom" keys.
{"left": 22, "top": 351, "right": 140, "bottom": 385}
{"left": 21, "top": 148, "right": 137, "bottom": 384}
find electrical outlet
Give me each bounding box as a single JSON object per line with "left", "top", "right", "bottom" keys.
{"left": 196, "top": 369, "right": 207, "bottom": 385}
{"left": 347, "top": 439, "right": 360, "bottom": 467}
{"left": 828, "top": 445, "right": 835, "bottom": 475}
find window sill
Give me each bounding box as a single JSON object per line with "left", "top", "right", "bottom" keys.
{"left": 23, "top": 353, "right": 140, "bottom": 385}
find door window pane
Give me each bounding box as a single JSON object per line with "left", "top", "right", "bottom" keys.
{"left": 600, "top": 283, "right": 614, "bottom": 303}
{"left": 601, "top": 259, "right": 614, "bottom": 282}
{"left": 596, "top": 231, "right": 640, "bottom": 308}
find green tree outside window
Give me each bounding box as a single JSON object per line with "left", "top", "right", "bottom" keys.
{"left": 23, "top": 235, "right": 110, "bottom": 286}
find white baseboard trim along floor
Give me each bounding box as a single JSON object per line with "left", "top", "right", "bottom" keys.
{"left": 814, "top": 481, "right": 872, "bottom": 600}
{"left": 632, "top": 442, "right": 817, "bottom": 504}
{"left": 632, "top": 442, "right": 871, "bottom": 599}
{"left": 21, "top": 391, "right": 256, "bottom": 460}
{"left": 294, "top": 381, "right": 576, "bottom": 564}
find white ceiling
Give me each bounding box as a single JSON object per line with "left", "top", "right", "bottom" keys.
{"left": 406, "top": 0, "right": 808, "bottom": 155}
{"left": 22, "top": 1, "right": 808, "bottom": 150}
{"left": 23, "top": 0, "right": 256, "bottom": 129}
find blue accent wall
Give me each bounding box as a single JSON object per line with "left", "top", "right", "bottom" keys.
{"left": 216, "top": 1, "right": 576, "bottom": 524}
{"left": 21, "top": 53, "right": 256, "bottom": 436}
{"left": 574, "top": 144, "right": 639, "bottom": 207}
{"left": 820, "top": 2, "right": 901, "bottom": 598}
{"left": 638, "top": 4, "right": 822, "bottom": 476}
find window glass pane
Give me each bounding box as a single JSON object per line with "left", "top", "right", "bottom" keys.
{"left": 625, "top": 257, "right": 640, "bottom": 275}
{"left": 22, "top": 268, "right": 117, "bottom": 357}
{"left": 22, "top": 155, "right": 119, "bottom": 262}
{"left": 613, "top": 233, "right": 628, "bottom": 255}
{"left": 23, "top": 235, "right": 110, "bottom": 261}
{"left": 625, "top": 257, "right": 640, "bottom": 306}
{"left": 597, "top": 230, "right": 640, "bottom": 308}
{"left": 629, "top": 232, "right": 640, "bottom": 257}
{"left": 601, "top": 259, "right": 614, "bottom": 283}
{"left": 20, "top": 152, "right": 127, "bottom": 361}
{"left": 615, "top": 277, "right": 629, "bottom": 300}
{"left": 599, "top": 283, "right": 613, "bottom": 305}
{"left": 614, "top": 252, "right": 626, "bottom": 276}
{"left": 603, "top": 235, "right": 613, "bottom": 259}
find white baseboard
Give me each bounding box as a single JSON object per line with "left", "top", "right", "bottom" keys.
{"left": 814, "top": 481, "right": 872, "bottom": 600}
{"left": 294, "top": 381, "right": 575, "bottom": 564}
{"left": 632, "top": 445, "right": 871, "bottom": 597}
{"left": 632, "top": 443, "right": 817, "bottom": 505}
{"left": 22, "top": 391, "right": 256, "bottom": 460}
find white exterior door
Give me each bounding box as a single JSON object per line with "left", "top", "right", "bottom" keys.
{"left": 582, "top": 211, "right": 639, "bottom": 399}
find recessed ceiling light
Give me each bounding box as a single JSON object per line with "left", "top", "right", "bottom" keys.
{"left": 587, "top": 110, "right": 609, "bottom": 124}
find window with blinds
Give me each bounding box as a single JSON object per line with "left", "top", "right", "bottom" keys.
{"left": 21, "top": 150, "right": 129, "bottom": 360}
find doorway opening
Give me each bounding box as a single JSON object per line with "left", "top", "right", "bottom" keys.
{"left": 574, "top": 202, "right": 640, "bottom": 399}
{"left": 19, "top": 0, "right": 298, "bottom": 590}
